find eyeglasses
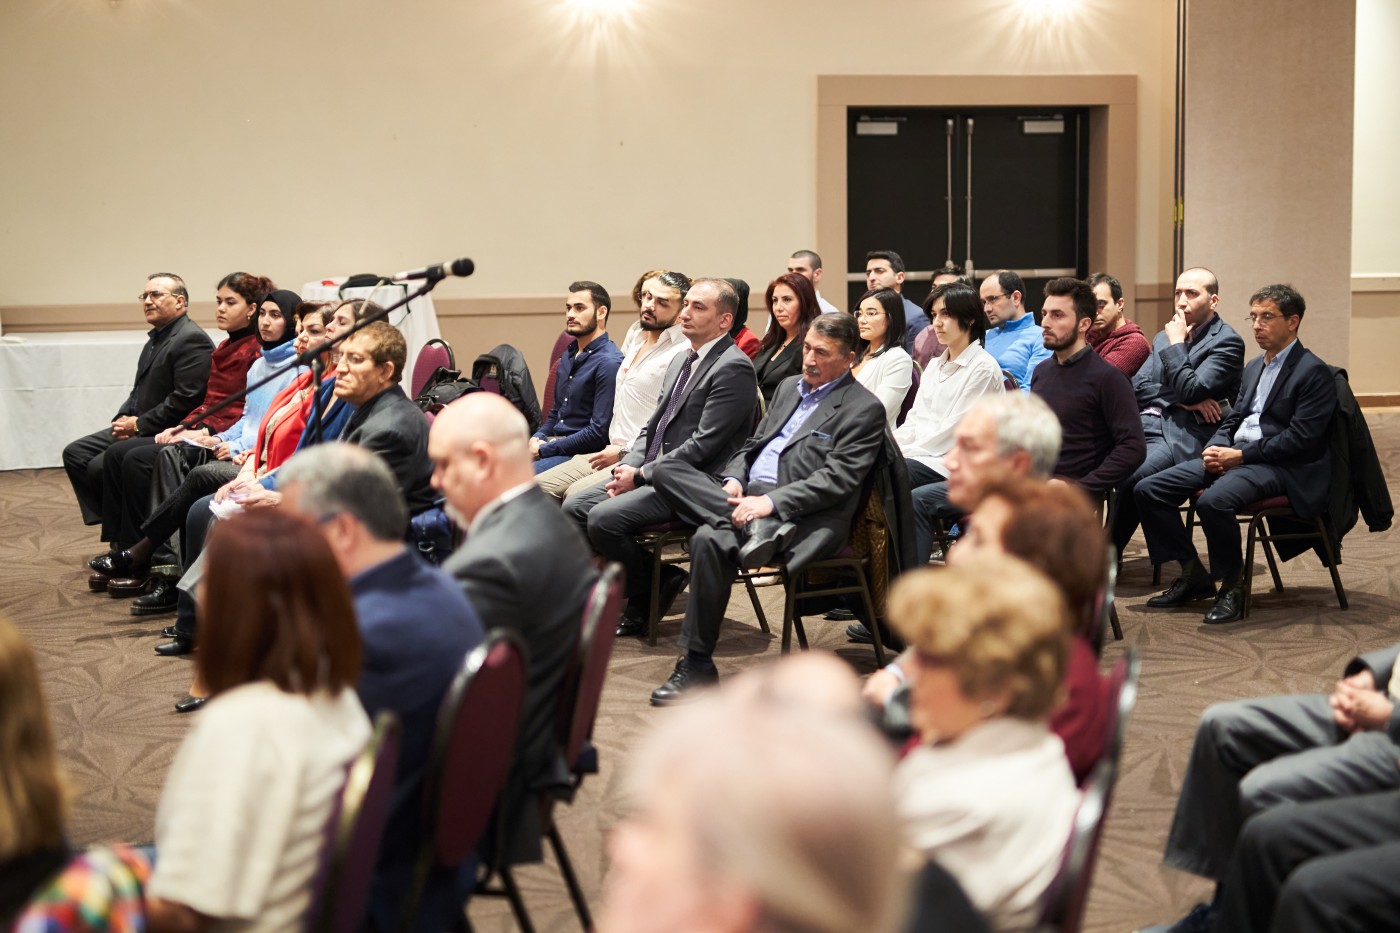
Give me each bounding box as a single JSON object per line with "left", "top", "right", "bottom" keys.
{"left": 856, "top": 310, "right": 886, "bottom": 319}
{"left": 982, "top": 293, "right": 1007, "bottom": 306}
{"left": 138, "top": 290, "right": 175, "bottom": 301}
{"left": 1247, "top": 312, "right": 1284, "bottom": 324}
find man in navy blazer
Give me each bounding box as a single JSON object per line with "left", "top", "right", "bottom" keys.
{"left": 644, "top": 312, "right": 886, "bottom": 704}
{"left": 1136, "top": 283, "right": 1337, "bottom": 624}
{"left": 1110, "top": 267, "right": 1245, "bottom": 555}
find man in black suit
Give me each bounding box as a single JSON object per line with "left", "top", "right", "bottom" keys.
{"left": 63, "top": 273, "right": 213, "bottom": 530}
{"left": 1136, "top": 283, "right": 1337, "bottom": 625}
{"left": 1110, "top": 266, "right": 1246, "bottom": 556}
{"left": 645, "top": 312, "right": 887, "bottom": 704}
{"left": 431, "top": 392, "right": 598, "bottom": 866}
{"left": 564, "top": 278, "right": 758, "bottom": 634}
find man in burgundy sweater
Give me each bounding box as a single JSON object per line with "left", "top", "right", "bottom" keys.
{"left": 1030, "top": 277, "right": 1145, "bottom": 501}
{"left": 1086, "top": 272, "right": 1150, "bottom": 377}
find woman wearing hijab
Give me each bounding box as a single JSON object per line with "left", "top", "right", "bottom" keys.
{"left": 724, "top": 277, "right": 761, "bottom": 359}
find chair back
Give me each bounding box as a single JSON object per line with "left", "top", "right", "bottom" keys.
{"left": 426, "top": 628, "right": 529, "bottom": 867}
{"left": 1089, "top": 545, "right": 1119, "bottom": 655}
{"left": 896, "top": 364, "right": 922, "bottom": 427}
{"left": 1002, "top": 368, "right": 1021, "bottom": 391}
{"left": 1036, "top": 757, "right": 1118, "bottom": 933}
{"left": 540, "top": 331, "right": 574, "bottom": 416}
{"left": 556, "top": 564, "right": 624, "bottom": 773}
{"left": 306, "top": 711, "right": 402, "bottom": 933}
{"left": 410, "top": 338, "right": 455, "bottom": 399}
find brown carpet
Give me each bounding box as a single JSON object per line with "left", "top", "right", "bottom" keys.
{"left": 5, "top": 414, "right": 1400, "bottom": 932}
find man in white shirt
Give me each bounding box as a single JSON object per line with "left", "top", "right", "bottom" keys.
{"left": 537, "top": 270, "right": 692, "bottom": 499}
{"left": 787, "top": 249, "right": 843, "bottom": 315}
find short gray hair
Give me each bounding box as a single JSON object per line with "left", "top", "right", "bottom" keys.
{"left": 970, "top": 393, "right": 1062, "bottom": 478}
{"left": 277, "top": 442, "right": 408, "bottom": 541}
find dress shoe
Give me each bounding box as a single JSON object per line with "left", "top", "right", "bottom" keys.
{"left": 132, "top": 578, "right": 178, "bottom": 616}
{"left": 1145, "top": 561, "right": 1216, "bottom": 608}
{"left": 615, "top": 609, "right": 648, "bottom": 639}
{"left": 1203, "top": 587, "right": 1245, "bottom": 624}
{"left": 737, "top": 518, "right": 796, "bottom": 570}
{"left": 107, "top": 575, "right": 153, "bottom": 599}
{"left": 89, "top": 549, "right": 144, "bottom": 578}
{"left": 650, "top": 658, "right": 719, "bottom": 707}
{"left": 656, "top": 567, "right": 690, "bottom": 618}
{"left": 154, "top": 636, "right": 193, "bottom": 657}
{"left": 174, "top": 694, "right": 207, "bottom": 714}
{"left": 825, "top": 608, "right": 857, "bottom": 622}
{"left": 87, "top": 572, "right": 110, "bottom": 592}
{"left": 847, "top": 621, "right": 875, "bottom": 644}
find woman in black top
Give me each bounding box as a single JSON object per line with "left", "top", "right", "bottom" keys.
{"left": 752, "top": 272, "right": 822, "bottom": 404}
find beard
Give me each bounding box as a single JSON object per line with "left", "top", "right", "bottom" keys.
{"left": 1043, "top": 329, "right": 1078, "bottom": 352}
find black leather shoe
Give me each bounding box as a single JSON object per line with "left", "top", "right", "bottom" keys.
{"left": 616, "top": 610, "right": 648, "bottom": 638}
{"left": 132, "top": 578, "right": 178, "bottom": 615}
{"left": 90, "top": 549, "right": 142, "bottom": 578}
{"left": 656, "top": 567, "right": 690, "bottom": 618}
{"left": 846, "top": 622, "right": 874, "bottom": 644}
{"left": 1146, "top": 567, "right": 1216, "bottom": 608}
{"left": 155, "top": 636, "right": 193, "bottom": 657}
{"left": 174, "top": 694, "right": 207, "bottom": 713}
{"left": 825, "top": 608, "right": 857, "bottom": 622}
{"left": 1203, "top": 587, "right": 1245, "bottom": 624}
{"left": 737, "top": 519, "right": 796, "bottom": 570}
{"left": 650, "top": 659, "right": 719, "bottom": 706}
{"left": 88, "top": 572, "right": 110, "bottom": 592}
{"left": 107, "top": 575, "right": 153, "bottom": 599}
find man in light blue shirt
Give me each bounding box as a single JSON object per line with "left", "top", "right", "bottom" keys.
{"left": 981, "top": 270, "right": 1052, "bottom": 390}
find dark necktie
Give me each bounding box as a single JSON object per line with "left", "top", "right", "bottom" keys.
{"left": 644, "top": 350, "right": 699, "bottom": 464}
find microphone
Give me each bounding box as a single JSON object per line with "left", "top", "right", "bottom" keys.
{"left": 391, "top": 258, "right": 475, "bottom": 281}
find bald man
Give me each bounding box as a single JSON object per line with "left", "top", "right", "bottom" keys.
{"left": 429, "top": 394, "right": 598, "bottom": 867}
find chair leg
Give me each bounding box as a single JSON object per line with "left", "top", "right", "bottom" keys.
{"left": 742, "top": 574, "right": 770, "bottom": 633}
{"left": 780, "top": 577, "right": 798, "bottom": 654}
{"left": 1109, "top": 603, "right": 1123, "bottom": 641}
{"left": 647, "top": 546, "right": 663, "bottom": 647}
{"left": 1315, "top": 517, "right": 1349, "bottom": 610}
{"left": 793, "top": 617, "right": 809, "bottom": 651}
{"left": 1241, "top": 513, "right": 1267, "bottom": 618}
{"left": 546, "top": 824, "right": 592, "bottom": 931}
{"left": 1259, "top": 529, "right": 1284, "bottom": 593}
{"left": 855, "top": 566, "right": 886, "bottom": 667}
{"left": 499, "top": 867, "right": 536, "bottom": 933}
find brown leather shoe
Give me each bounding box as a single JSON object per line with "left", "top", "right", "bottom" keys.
{"left": 107, "top": 575, "right": 153, "bottom": 598}
{"left": 88, "top": 572, "right": 111, "bottom": 592}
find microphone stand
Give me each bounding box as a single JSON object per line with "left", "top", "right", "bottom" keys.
{"left": 187, "top": 275, "right": 443, "bottom": 441}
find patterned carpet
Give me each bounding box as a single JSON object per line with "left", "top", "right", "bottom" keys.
{"left": 4, "top": 414, "right": 1399, "bottom": 932}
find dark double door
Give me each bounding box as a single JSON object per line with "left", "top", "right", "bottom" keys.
{"left": 846, "top": 106, "right": 1089, "bottom": 318}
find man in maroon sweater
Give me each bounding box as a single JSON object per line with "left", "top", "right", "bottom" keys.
{"left": 1030, "top": 277, "right": 1145, "bottom": 501}
{"left": 1086, "top": 272, "right": 1150, "bottom": 377}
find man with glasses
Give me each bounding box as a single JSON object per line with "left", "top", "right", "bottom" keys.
{"left": 980, "top": 270, "right": 1050, "bottom": 391}
{"left": 1109, "top": 266, "right": 1244, "bottom": 567}
{"left": 1135, "top": 283, "right": 1335, "bottom": 625}
{"left": 63, "top": 273, "right": 213, "bottom": 546}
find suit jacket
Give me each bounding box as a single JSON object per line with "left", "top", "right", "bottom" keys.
{"left": 623, "top": 336, "right": 757, "bottom": 483}
{"left": 753, "top": 337, "right": 802, "bottom": 404}
{"left": 339, "top": 385, "right": 436, "bottom": 515}
{"left": 443, "top": 486, "right": 598, "bottom": 864}
{"left": 117, "top": 312, "right": 215, "bottom": 435}
{"left": 727, "top": 372, "right": 887, "bottom": 572}
{"left": 1131, "top": 314, "right": 1245, "bottom": 463}
{"left": 1210, "top": 341, "right": 1336, "bottom": 519}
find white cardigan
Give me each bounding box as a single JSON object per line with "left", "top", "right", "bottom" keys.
{"left": 853, "top": 346, "right": 915, "bottom": 428}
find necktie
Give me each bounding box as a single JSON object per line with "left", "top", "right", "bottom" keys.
{"left": 644, "top": 350, "right": 699, "bottom": 464}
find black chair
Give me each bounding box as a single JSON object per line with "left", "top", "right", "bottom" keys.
{"left": 1094, "top": 545, "right": 1123, "bottom": 646}
{"left": 399, "top": 630, "right": 529, "bottom": 933}
{"left": 307, "top": 711, "right": 402, "bottom": 933}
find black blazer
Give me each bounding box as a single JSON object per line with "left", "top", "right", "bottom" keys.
{"left": 623, "top": 336, "right": 757, "bottom": 483}
{"left": 340, "top": 385, "right": 437, "bottom": 514}
{"left": 752, "top": 338, "right": 802, "bottom": 404}
{"left": 726, "top": 373, "right": 887, "bottom": 571}
{"left": 1210, "top": 341, "right": 1336, "bottom": 518}
{"left": 1132, "top": 314, "right": 1245, "bottom": 462}
{"left": 117, "top": 313, "right": 215, "bottom": 434}
{"left": 443, "top": 486, "right": 598, "bottom": 864}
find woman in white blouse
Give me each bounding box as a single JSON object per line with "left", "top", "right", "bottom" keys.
{"left": 146, "top": 509, "right": 370, "bottom": 933}
{"left": 893, "top": 282, "right": 1005, "bottom": 489}
{"left": 850, "top": 288, "right": 915, "bottom": 428}
{"left": 888, "top": 556, "right": 1080, "bottom": 933}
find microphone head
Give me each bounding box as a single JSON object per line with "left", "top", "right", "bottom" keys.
{"left": 449, "top": 257, "right": 475, "bottom": 278}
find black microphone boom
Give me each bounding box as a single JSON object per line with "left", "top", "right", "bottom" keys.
{"left": 392, "top": 257, "right": 475, "bottom": 281}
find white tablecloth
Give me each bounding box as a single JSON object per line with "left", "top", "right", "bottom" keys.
{"left": 300, "top": 279, "right": 442, "bottom": 375}
{"left": 0, "top": 329, "right": 219, "bottom": 471}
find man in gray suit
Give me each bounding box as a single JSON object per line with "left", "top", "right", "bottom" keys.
{"left": 644, "top": 313, "right": 886, "bottom": 705}
{"left": 1109, "top": 266, "right": 1245, "bottom": 558}
{"left": 430, "top": 392, "right": 598, "bottom": 866}
{"left": 564, "top": 278, "right": 758, "bottom": 636}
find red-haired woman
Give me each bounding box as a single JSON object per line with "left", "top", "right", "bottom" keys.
{"left": 752, "top": 273, "right": 822, "bottom": 405}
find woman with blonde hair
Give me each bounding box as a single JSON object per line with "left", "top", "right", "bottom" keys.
{"left": 889, "top": 555, "right": 1079, "bottom": 932}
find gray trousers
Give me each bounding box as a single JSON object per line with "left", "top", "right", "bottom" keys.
{"left": 1164, "top": 693, "right": 1400, "bottom": 881}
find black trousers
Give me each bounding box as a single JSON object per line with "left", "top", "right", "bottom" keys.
{"left": 905, "top": 458, "right": 946, "bottom": 563}
{"left": 140, "top": 462, "right": 239, "bottom": 560}
{"left": 63, "top": 428, "right": 124, "bottom": 526}
{"left": 1108, "top": 426, "right": 1181, "bottom": 554}
{"left": 1215, "top": 791, "right": 1400, "bottom": 933}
